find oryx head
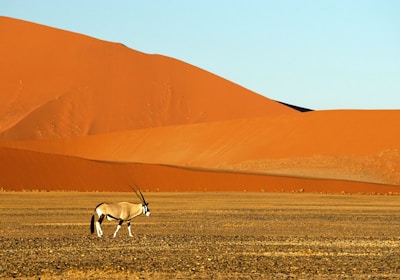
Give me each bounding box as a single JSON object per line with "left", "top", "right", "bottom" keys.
{"left": 131, "top": 185, "right": 151, "bottom": 217}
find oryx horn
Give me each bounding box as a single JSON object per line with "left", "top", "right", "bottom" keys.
{"left": 137, "top": 188, "right": 147, "bottom": 204}
{"left": 129, "top": 184, "right": 146, "bottom": 204}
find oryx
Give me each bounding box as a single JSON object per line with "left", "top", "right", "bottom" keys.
{"left": 90, "top": 187, "right": 150, "bottom": 237}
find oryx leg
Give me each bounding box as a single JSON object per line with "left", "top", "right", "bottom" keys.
{"left": 127, "top": 221, "right": 133, "bottom": 237}
{"left": 96, "top": 214, "right": 105, "bottom": 237}
{"left": 113, "top": 220, "right": 124, "bottom": 238}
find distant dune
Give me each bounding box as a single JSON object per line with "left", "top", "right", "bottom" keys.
{"left": 0, "top": 16, "right": 399, "bottom": 193}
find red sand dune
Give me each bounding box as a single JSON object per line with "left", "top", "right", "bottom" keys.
{"left": 0, "top": 16, "right": 294, "bottom": 140}
{"left": 0, "top": 16, "right": 399, "bottom": 193}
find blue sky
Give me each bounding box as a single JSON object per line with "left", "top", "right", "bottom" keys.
{"left": 2, "top": 0, "right": 399, "bottom": 109}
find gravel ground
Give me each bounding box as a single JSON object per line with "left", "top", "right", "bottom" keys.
{"left": 0, "top": 192, "right": 399, "bottom": 279}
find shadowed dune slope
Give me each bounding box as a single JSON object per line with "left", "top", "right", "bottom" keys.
{"left": 0, "top": 16, "right": 295, "bottom": 141}
{"left": 0, "top": 147, "right": 398, "bottom": 194}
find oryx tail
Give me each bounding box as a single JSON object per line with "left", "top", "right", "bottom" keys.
{"left": 90, "top": 215, "right": 95, "bottom": 234}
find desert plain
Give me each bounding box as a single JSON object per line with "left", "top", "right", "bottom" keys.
{"left": 0, "top": 191, "right": 399, "bottom": 279}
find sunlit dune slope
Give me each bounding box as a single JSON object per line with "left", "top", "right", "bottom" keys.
{"left": 0, "top": 16, "right": 295, "bottom": 141}
{"left": 0, "top": 147, "right": 398, "bottom": 194}
{"left": 2, "top": 110, "right": 400, "bottom": 186}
